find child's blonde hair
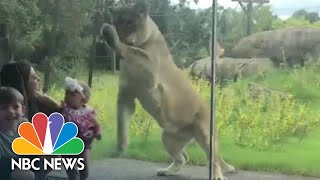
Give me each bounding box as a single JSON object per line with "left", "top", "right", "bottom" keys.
{"left": 65, "top": 77, "right": 91, "bottom": 103}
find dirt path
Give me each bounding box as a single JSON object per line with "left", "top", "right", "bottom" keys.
{"left": 49, "top": 158, "right": 320, "bottom": 180}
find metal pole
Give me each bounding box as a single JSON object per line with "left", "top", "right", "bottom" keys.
{"left": 209, "top": 0, "right": 217, "bottom": 180}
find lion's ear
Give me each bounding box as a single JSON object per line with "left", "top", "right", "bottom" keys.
{"left": 134, "top": 0, "right": 149, "bottom": 16}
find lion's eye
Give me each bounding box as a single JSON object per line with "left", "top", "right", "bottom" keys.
{"left": 126, "top": 19, "right": 135, "bottom": 26}
{"left": 127, "top": 22, "right": 136, "bottom": 29}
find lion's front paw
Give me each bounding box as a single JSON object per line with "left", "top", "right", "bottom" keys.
{"left": 156, "top": 162, "right": 184, "bottom": 176}
{"left": 100, "top": 23, "right": 120, "bottom": 50}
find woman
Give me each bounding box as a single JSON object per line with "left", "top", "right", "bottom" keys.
{"left": 0, "top": 61, "right": 80, "bottom": 180}
{"left": 0, "top": 61, "right": 60, "bottom": 119}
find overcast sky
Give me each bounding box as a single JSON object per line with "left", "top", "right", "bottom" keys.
{"left": 172, "top": 0, "right": 320, "bottom": 19}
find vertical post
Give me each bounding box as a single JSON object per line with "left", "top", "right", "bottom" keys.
{"left": 209, "top": 0, "right": 217, "bottom": 179}
{"left": 247, "top": 2, "right": 253, "bottom": 35}
{"left": 88, "top": 0, "right": 100, "bottom": 88}
{"left": 88, "top": 39, "right": 96, "bottom": 88}
{"left": 113, "top": 51, "right": 116, "bottom": 74}
{"left": 103, "top": 0, "right": 116, "bottom": 74}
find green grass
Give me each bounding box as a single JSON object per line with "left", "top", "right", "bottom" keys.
{"left": 90, "top": 127, "right": 320, "bottom": 177}
{"left": 46, "top": 65, "right": 320, "bottom": 177}
{"left": 221, "top": 129, "right": 320, "bottom": 176}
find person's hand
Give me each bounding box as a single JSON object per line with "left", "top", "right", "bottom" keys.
{"left": 83, "top": 130, "right": 94, "bottom": 139}
{"left": 95, "top": 132, "right": 102, "bottom": 140}
{"left": 60, "top": 100, "right": 66, "bottom": 107}
{"left": 29, "top": 90, "right": 41, "bottom": 100}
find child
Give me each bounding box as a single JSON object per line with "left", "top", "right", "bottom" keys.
{"left": 0, "top": 87, "right": 35, "bottom": 180}
{"left": 61, "top": 77, "right": 102, "bottom": 180}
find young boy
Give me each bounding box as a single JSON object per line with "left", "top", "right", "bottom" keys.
{"left": 0, "top": 87, "right": 35, "bottom": 180}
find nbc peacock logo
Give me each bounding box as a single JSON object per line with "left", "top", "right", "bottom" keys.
{"left": 12, "top": 112, "right": 84, "bottom": 155}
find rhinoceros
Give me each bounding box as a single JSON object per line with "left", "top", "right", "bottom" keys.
{"left": 188, "top": 57, "right": 274, "bottom": 83}
{"left": 188, "top": 57, "right": 211, "bottom": 80}
{"left": 187, "top": 36, "right": 224, "bottom": 81}
{"left": 229, "top": 27, "right": 320, "bottom": 66}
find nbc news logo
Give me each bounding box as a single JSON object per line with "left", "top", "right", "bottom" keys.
{"left": 11, "top": 113, "right": 85, "bottom": 171}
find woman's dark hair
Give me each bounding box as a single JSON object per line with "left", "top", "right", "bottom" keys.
{"left": 0, "top": 61, "right": 32, "bottom": 117}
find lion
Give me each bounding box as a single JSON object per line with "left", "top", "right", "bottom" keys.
{"left": 99, "top": 1, "right": 235, "bottom": 179}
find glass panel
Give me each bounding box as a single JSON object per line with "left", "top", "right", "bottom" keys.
{"left": 0, "top": 0, "right": 319, "bottom": 180}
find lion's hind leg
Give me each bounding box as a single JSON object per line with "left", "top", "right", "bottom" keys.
{"left": 157, "top": 130, "right": 192, "bottom": 176}
{"left": 194, "top": 123, "right": 227, "bottom": 180}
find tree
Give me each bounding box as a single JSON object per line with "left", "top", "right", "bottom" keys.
{"left": 292, "top": 9, "right": 320, "bottom": 23}
{"left": 148, "top": 0, "right": 170, "bottom": 35}
{"left": 0, "top": 23, "right": 11, "bottom": 67}
{"left": 0, "top": 0, "right": 41, "bottom": 63}
{"left": 308, "top": 12, "right": 320, "bottom": 23}
{"left": 252, "top": 5, "right": 274, "bottom": 31}
{"left": 292, "top": 9, "right": 310, "bottom": 19}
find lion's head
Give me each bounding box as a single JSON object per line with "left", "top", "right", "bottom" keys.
{"left": 112, "top": 1, "right": 154, "bottom": 46}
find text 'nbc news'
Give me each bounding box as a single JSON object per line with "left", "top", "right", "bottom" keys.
{"left": 11, "top": 158, "right": 84, "bottom": 171}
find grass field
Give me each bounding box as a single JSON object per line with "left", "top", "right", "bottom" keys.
{"left": 47, "top": 63, "right": 320, "bottom": 177}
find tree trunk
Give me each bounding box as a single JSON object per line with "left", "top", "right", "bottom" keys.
{"left": 247, "top": 2, "right": 253, "bottom": 35}
{"left": 0, "top": 23, "right": 12, "bottom": 67}
{"left": 43, "top": 0, "right": 59, "bottom": 93}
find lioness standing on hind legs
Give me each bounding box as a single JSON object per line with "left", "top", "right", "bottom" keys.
{"left": 99, "top": 1, "right": 236, "bottom": 179}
